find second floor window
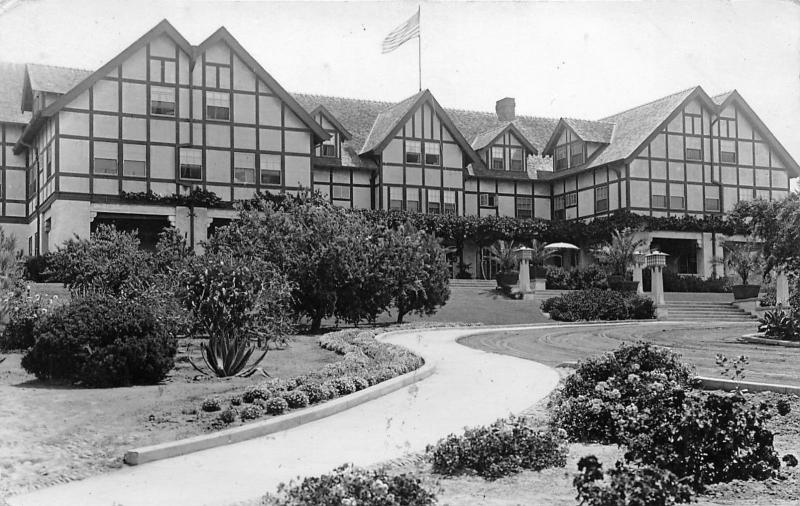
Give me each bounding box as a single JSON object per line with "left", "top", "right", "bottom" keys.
{"left": 516, "top": 197, "right": 533, "bottom": 219}
{"left": 443, "top": 190, "right": 457, "bottom": 215}
{"left": 425, "top": 142, "right": 441, "bottom": 166}
{"left": 407, "top": 187, "right": 420, "bottom": 212}
{"left": 509, "top": 148, "right": 524, "bottom": 171}
{"left": 705, "top": 197, "right": 721, "bottom": 212}
{"left": 652, "top": 194, "right": 667, "bottom": 209}
{"left": 389, "top": 187, "right": 403, "bottom": 210}
{"left": 491, "top": 147, "right": 504, "bottom": 170}
{"left": 151, "top": 87, "right": 175, "bottom": 116}
{"left": 479, "top": 193, "right": 497, "bottom": 208}
{"left": 427, "top": 190, "right": 441, "bottom": 214}
{"left": 405, "top": 140, "right": 421, "bottom": 164}
{"left": 595, "top": 185, "right": 609, "bottom": 212}
{"left": 670, "top": 195, "right": 685, "bottom": 210}
{"left": 179, "top": 149, "right": 202, "bottom": 180}
{"left": 260, "top": 156, "right": 281, "bottom": 185}
{"left": 720, "top": 150, "right": 736, "bottom": 164}
{"left": 565, "top": 191, "right": 578, "bottom": 208}
{"left": 206, "top": 92, "right": 230, "bottom": 121}
{"left": 94, "top": 142, "right": 118, "bottom": 175}
{"left": 685, "top": 147, "right": 702, "bottom": 161}
{"left": 554, "top": 195, "right": 565, "bottom": 211}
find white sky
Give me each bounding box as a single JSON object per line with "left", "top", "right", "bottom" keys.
{"left": 0, "top": 0, "right": 798, "bottom": 186}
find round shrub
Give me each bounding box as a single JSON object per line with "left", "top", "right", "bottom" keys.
{"left": 21, "top": 294, "right": 178, "bottom": 387}
{"left": 574, "top": 456, "right": 693, "bottom": 505}
{"left": 541, "top": 288, "right": 655, "bottom": 322}
{"left": 352, "top": 376, "right": 370, "bottom": 391}
{"left": 427, "top": 415, "right": 567, "bottom": 480}
{"left": 240, "top": 405, "right": 262, "bottom": 421}
{"left": 230, "top": 396, "right": 242, "bottom": 407}
{"left": 242, "top": 385, "right": 270, "bottom": 403}
{"left": 218, "top": 409, "right": 236, "bottom": 424}
{"left": 331, "top": 376, "right": 357, "bottom": 396}
{"left": 265, "top": 396, "right": 289, "bottom": 415}
{"left": 0, "top": 293, "right": 58, "bottom": 351}
{"left": 201, "top": 397, "right": 222, "bottom": 412}
{"left": 283, "top": 389, "right": 309, "bottom": 409}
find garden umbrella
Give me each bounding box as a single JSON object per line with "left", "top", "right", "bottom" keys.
{"left": 544, "top": 242, "right": 580, "bottom": 250}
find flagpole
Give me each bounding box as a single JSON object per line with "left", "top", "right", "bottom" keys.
{"left": 417, "top": 4, "right": 422, "bottom": 91}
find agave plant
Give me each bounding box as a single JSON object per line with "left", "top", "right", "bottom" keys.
{"left": 188, "top": 335, "right": 269, "bottom": 378}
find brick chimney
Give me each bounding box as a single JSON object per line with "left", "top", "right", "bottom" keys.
{"left": 495, "top": 97, "right": 516, "bottom": 122}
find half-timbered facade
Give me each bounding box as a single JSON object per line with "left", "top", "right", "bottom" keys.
{"left": 0, "top": 20, "right": 797, "bottom": 278}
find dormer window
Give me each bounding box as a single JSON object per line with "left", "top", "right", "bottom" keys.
{"left": 405, "top": 140, "right": 421, "bottom": 164}
{"left": 570, "top": 142, "right": 584, "bottom": 166}
{"left": 322, "top": 133, "right": 337, "bottom": 157}
{"left": 555, "top": 146, "right": 567, "bottom": 170}
{"left": 424, "top": 142, "right": 441, "bottom": 166}
{"left": 491, "top": 147, "right": 504, "bottom": 170}
{"left": 509, "top": 148, "right": 524, "bottom": 171}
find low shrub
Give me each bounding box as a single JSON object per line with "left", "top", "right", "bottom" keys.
{"left": 218, "top": 409, "right": 236, "bottom": 424}
{"left": 541, "top": 288, "right": 655, "bottom": 322}
{"left": 330, "top": 376, "right": 357, "bottom": 396}
{"left": 353, "top": 376, "right": 370, "bottom": 391}
{"left": 758, "top": 308, "right": 800, "bottom": 341}
{"left": 22, "top": 254, "right": 56, "bottom": 283}
{"left": 298, "top": 381, "right": 336, "bottom": 404}
{"left": 263, "top": 463, "right": 436, "bottom": 506}
{"left": 427, "top": 415, "right": 567, "bottom": 480}
{"left": 550, "top": 342, "right": 694, "bottom": 444}
{"left": 0, "top": 293, "right": 59, "bottom": 351}
{"left": 265, "top": 397, "right": 289, "bottom": 415}
{"left": 643, "top": 267, "right": 730, "bottom": 293}
{"left": 545, "top": 265, "right": 607, "bottom": 290}
{"left": 282, "top": 390, "right": 309, "bottom": 409}
{"left": 240, "top": 405, "right": 262, "bottom": 421}
{"left": 21, "top": 294, "right": 178, "bottom": 387}
{"left": 621, "top": 389, "right": 781, "bottom": 491}
{"left": 201, "top": 398, "right": 222, "bottom": 412}
{"left": 574, "top": 455, "right": 693, "bottom": 505}
{"left": 242, "top": 385, "right": 270, "bottom": 404}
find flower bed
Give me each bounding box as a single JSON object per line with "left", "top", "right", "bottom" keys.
{"left": 203, "top": 327, "right": 425, "bottom": 427}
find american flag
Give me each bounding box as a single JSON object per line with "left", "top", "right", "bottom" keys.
{"left": 381, "top": 9, "right": 420, "bottom": 54}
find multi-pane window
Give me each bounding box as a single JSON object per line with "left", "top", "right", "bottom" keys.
{"left": 685, "top": 148, "right": 702, "bottom": 161}
{"left": 406, "top": 187, "right": 420, "bottom": 212}
{"left": 565, "top": 191, "right": 578, "bottom": 208}
{"left": 45, "top": 146, "right": 52, "bottom": 178}
{"left": 179, "top": 148, "right": 202, "bottom": 180}
{"left": 554, "top": 195, "right": 566, "bottom": 211}
{"left": 684, "top": 114, "right": 702, "bottom": 135}
{"left": 424, "top": 142, "right": 441, "bottom": 166}
{"left": 555, "top": 146, "right": 567, "bottom": 170}
{"left": 670, "top": 195, "right": 685, "bottom": 210}
{"left": 652, "top": 194, "right": 667, "bottom": 209}
{"left": 332, "top": 185, "right": 351, "bottom": 200}
{"left": 150, "top": 86, "right": 175, "bottom": 116}
{"left": 443, "top": 190, "right": 457, "bottom": 215}
{"left": 149, "top": 58, "right": 176, "bottom": 84}
{"left": 321, "top": 133, "right": 337, "bottom": 157}
{"left": 595, "top": 185, "right": 609, "bottom": 212}
{"left": 719, "top": 118, "right": 735, "bottom": 138}
{"left": 205, "top": 63, "right": 230, "bottom": 89}
{"left": 123, "top": 144, "right": 147, "bottom": 178}
{"left": 427, "top": 189, "right": 441, "bottom": 214}
{"left": 260, "top": 156, "right": 281, "bottom": 185}
{"left": 509, "top": 148, "right": 524, "bottom": 171}
{"left": 720, "top": 151, "right": 736, "bottom": 164}
{"left": 516, "top": 197, "right": 533, "bottom": 219}
{"left": 479, "top": 193, "right": 497, "bottom": 208}
{"left": 94, "top": 142, "right": 118, "bottom": 175}
{"left": 389, "top": 187, "right": 403, "bottom": 210}
{"left": 491, "top": 147, "right": 504, "bottom": 170}
{"left": 234, "top": 153, "right": 256, "bottom": 184}
{"left": 123, "top": 160, "right": 146, "bottom": 177}
{"left": 405, "top": 141, "right": 421, "bottom": 164}
{"left": 705, "top": 198, "right": 721, "bottom": 212}
{"left": 570, "top": 142, "right": 584, "bottom": 166}
{"left": 206, "top": 92, "right": 230, "bottom": 121}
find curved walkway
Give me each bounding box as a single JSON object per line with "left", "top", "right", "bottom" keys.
{"left": 8, "top": 326, "right": 560, "bottom": 506}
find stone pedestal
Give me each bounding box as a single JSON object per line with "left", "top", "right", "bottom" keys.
{"left": 632, "top": 265, "right": 644, "bottom": 294}
{"left": 652, "top": 265, "right": 668, "bottom": 319}
{"left": 518, "top": 257, "right": 534, "bottom": 299}
{"left": 776, "top": 270, "right": 791, "bottom": 308}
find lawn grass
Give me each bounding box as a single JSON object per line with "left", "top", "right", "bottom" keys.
{"left": 0, "top": 336, "right": 341, "bottom": 497}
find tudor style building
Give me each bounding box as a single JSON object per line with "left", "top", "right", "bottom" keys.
{"left": 0, "top": 20, "right": 797, "bottom": 278}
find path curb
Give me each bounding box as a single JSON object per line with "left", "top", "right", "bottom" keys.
{"left": 123, "top": 361, "right": 436, "bottom": 466}
{"left": 695, "top": 376, "right": 800, "bottom": 395}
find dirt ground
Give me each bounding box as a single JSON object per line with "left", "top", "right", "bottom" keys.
{"left": 0, "top": 336, "right": 341, "bottom": 497}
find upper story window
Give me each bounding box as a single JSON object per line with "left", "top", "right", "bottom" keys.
{"left": 405, "top": 140, "right": 421, "bottom": 164}
{"left": 206, "top": 92, "right": 230, "bottom": 121}
{"left": 554, "top": 195, "right": 566, "bottom": 211}
{"left": 684, "top": 114, "right": 702, "bottom": 135}
{"left": 509, "top": 148, "right": 524, "bottom": 171}
{"left": 94, "top": 142, "right": 118, "bottom": 176}
{"left": 427, "top": 189, "right": 441, "bottom": 214}
{"left": 570, "top": 142, "right": 584, "bottom": 166}
{"left": 652, "top": 193, "right": 667, "bottom": 209}
{"left": 260, "top": 155, "right": 281, "bottom": 185}
{"left": 425, "top": 142, "right": 441, "bottom": 166}
{"left": 149, "top": 58, "right": 176, "bottom": 84}
{"left": 670, "top": 195, "right": 685, "bottom": 210}
{"left": 516, "top": 197, "right": 533, "bottom": 219}
{"left": 479, "top": 193, "right": 497, "bottom": 208}
{"left": 685, "top": 148, "right": 702, "bottom": 161}
{"left": 719, "top": 118, "right": 735, "bottom": 138}
{"left": 151, "top": 87, "right": 175, "bottom": 116}
{"left": 705, "top": 197, "right": 721, "bottom": 212}
{"left": 565, "top": 191, "right": 578, "bottom": 208}
{"left": 595, "top": 185, "right": 609, "bottom": 212}
{"left": 443, "top": 190, "right": 457, "bottom": 215}
{"left": 234, "top": 153, "right": 255, "bottom": 184}
{"left": 491, "top": 147, "right": 504, "bottom": 170}
{"left": 179, "top": 148, "right": 202, "bottom": 180}
{"left": 406, "top": 187, "right": 420, "bottom": 212}
{"left": 205, "top": 63, "right": 230, "bottom": 89}
{"left": 555, "top": 146, "right": 567, "bottom": 170}
{"left": 332, "top": 185, "right": 351, "bottom": 200}
{"left": 322, "top": 132, "right": 338, "bottom": 157}
{"left": 389, "top": 187, "right": 403, "bottom": 210}
{"left": 720, "top": 150, "right": 736, "bottom": 164}
{"left": 45, "top": 146, "right": 52, "bottom": 178}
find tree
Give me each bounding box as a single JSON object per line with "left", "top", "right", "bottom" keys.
{"left": 593, "top": 228, "right": 646, "bottom": 278}
{"left": 488, "top": 240, "right": 519, "bottom": 273}
{"left": 0, "top": 227, "right": 21, "bottom": 327}
{"left": 715, "top": 240, "right": 764, "bottom": 285}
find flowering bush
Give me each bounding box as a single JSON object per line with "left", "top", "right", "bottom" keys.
{"left": 263, "top": 464, "right": 436, "bottom": 506}
{"left": 550, "top": 342, "right": 694, "bottom": 443}
{"left": 218, "top": 409, "right": 236, "bottom": 424}
{"left": 264, "top": 397, "right": 289, "bottom": 415}
{"left": 201, "top": 397, "right": 222, "bottom": 412}
{"left": 282, "top": 390, "right": 310, "bottom": 409}
{"left": 0, "top": 292, "right": 59, "bottom": 351}
{"left": 574, "top": 455, "right": 693, "bottom": 505}
{"left": 541, "top": 288, "right": 655, "bottom": 321}
{"left": 427, "top": 415, "right": 567, "bottom": 479}
{"left": 239, "top": 405, "right": 262, "bottom": 421}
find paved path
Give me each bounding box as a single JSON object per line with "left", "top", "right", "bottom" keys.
{"left": 8, "top": 325, "right": 561, "bottom": 506}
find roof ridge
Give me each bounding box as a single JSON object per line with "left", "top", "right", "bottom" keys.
{"left": 292, "top": 91, "right": 399, "bottom": 108}
{"left": 599, "top": 86, "right": 697, "bottom": 121}
{"left": 563, "top": 116, "right": 616, "bottom": 125}
{"left": 27, "top": 62, "right": 94, "bottom": 73}
{"left": 444, "top": 105, "right": 559, "bottom": 122}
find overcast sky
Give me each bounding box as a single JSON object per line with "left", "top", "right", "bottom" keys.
{"left": 1, "top": 0, "right": 798, "bottom": 187}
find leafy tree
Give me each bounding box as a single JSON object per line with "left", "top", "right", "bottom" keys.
{"left": 715, "top": 239, "right": 764, "bottom": 285}
{"left": 593, "top": 228, "right": 646, "bottom": 278}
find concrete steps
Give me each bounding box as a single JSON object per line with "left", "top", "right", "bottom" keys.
{"left": 665, "top": 301, "right": 754, "bottom": 321}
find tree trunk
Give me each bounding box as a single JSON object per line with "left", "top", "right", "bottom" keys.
{"left": 310, "top": 316, "right": 322, "bottom": 333}
{"left": 396, "top": 311, "right": 405, "bottom": 324}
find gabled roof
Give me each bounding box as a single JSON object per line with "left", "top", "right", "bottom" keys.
{"left": 22, "top": 64, "right": 93, "bottom": 111}
{"left": 470, "top": 122, "right": 540, "bottom": 156}
{"left": 448, "top": 109, "right": 559, "bottom": 152}
{"left": 192, "top": 27, "right": 328, "bottom": 143}
{"left": 310, "top": 105, "right": 352, "bottom": 140}
{"left": 0, "top": 62, "right": 30, "bottom": 124}
{"left": 711, "top": 91, "right": 735, "bottom": 105}
{"left": 541, "top": 117, "right": 616, "bottom": 155}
